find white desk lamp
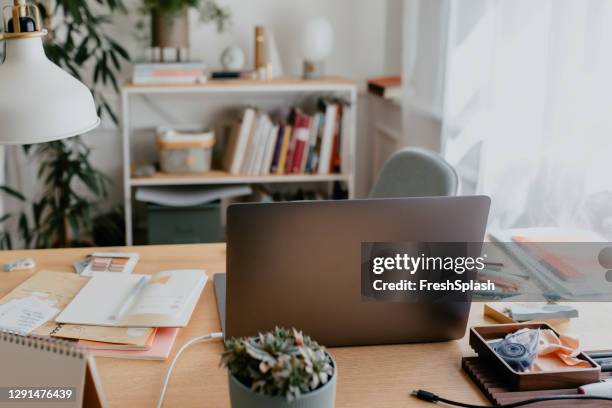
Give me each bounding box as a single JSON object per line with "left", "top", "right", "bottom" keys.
{"left": 0, "top": 0, "right": 99, "bottom": 145}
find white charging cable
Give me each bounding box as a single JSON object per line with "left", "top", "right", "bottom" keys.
{"left": 156, "top": 332, "right": 224, "bottom": 408}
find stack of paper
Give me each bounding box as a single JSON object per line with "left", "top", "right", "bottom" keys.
{"left": 0, "top": 269, "right": 208, "bottom": 360}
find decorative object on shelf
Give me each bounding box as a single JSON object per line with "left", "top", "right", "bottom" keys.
{"left": 301, "top": 17, "right": 334, "bottom": 79}
{"left": 140, "top": 0, "right": 231, "bottom": 62}
{"left": 265, "top": 29, "right": 283, "bottom": 79}
{"left": 0, "top": 0, "right": 99, "bottom": 144}
{"left": 254, "top": 26, "right": 266, "bottom": 69}
{"left": 221, "top": 45, "right": 246, "bottom": 71}
{"left": 157, "top": 126, "right": 216, "bottom": 173}
{"left": 221, "top": 327, "right": 336, "bottom": 408}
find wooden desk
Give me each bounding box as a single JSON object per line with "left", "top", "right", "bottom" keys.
{"left": 1, "top": 244, "right": 612, "bottom": 407}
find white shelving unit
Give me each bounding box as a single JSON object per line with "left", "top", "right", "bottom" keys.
{"left": 121, "top": 77, "right": 358, "bottom": 245}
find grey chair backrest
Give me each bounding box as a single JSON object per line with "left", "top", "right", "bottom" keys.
{"left": 369, "top": 147, "right": 459, "bottom": 198}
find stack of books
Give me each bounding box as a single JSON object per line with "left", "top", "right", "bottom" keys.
{"left": 132, "top": 62, "right": 207, "bottom": 85}
{"left": 223, "top": 99, "right": 351, "bottom": 176}
{"left": 367, "top": 76, "right": 402, "bottom": 101}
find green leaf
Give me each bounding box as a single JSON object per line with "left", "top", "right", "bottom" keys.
{"left": 0, "top": 185, "right": 26, "bottom": 201}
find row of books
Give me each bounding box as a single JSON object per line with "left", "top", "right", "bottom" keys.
{"left": 223, "top": 100, "right": 351, "bottom": 176}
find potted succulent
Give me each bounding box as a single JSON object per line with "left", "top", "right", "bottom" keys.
{"left": 221, "top": 327, "right": 337, "bottom": 408}
{"left": 140, "top": 0, "right": 231, "bottom": 52}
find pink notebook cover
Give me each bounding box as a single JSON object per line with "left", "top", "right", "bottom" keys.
{"left": 86, "top": 327, "right": 180, "bottom": 360}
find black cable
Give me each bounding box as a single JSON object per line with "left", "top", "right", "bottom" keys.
{"left": 412, "top": 389, "right": 612, "bottom": 407}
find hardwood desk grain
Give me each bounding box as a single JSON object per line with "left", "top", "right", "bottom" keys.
{"left": 1, "top": 244, "right": 611, "bottom": 407}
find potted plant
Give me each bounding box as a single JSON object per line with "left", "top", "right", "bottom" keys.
{"left": 221, "top": 327, "right": 337, "bottom": 408}
{"left": 140, "top": 0, "right": 231, "bottom": 52}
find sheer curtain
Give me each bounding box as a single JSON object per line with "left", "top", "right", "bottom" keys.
{"left": 440, "top": 0, "right": 612, "bottom": 237}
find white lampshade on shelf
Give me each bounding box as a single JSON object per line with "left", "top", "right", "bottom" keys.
{"left": 301, "top": 17, "right": 334, "bottom": 79}
{"left": 0, "top": 0, "right": 99, "bottom": 145}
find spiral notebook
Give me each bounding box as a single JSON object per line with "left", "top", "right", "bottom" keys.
{"left": 0, "top": 330, "right": 106, "bottom": 408}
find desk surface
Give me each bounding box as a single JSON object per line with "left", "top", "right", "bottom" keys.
{"left": 1, "top": 244, "right": 611, "bottom": 408}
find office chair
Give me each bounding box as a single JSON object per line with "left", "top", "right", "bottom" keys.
{"left": 369, "top": 147, "right": 459, "bottom": 198}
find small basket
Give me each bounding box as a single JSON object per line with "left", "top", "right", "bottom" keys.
{"left": 157, "top": 127, "right": 215, "bottom": 173}
{"left": 470, "top": 322, "right": 600, "bottom": 391}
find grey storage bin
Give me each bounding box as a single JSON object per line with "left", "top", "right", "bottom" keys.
{"left": 146, "top": 201, "right": 223, "bottom": 244}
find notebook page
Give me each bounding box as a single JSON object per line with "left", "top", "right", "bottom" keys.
{"left": 123, "top": 270, "right": 207, "bottom": 327}
{"left": 56, "top": 273, "right": 147, "bottom": 326}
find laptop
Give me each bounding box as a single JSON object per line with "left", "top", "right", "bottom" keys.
{"left": 215, "top": 196, "right": 490, "bottom": 347}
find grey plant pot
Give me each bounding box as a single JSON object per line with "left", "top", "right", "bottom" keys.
{"left": 228, "top": 358, "right": 337, "bottom": 408}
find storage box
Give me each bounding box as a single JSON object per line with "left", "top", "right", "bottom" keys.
{"left": 157, "top": 127, "right": 215, "bottom": 173}
{"left": 470, "top": 322, "right": 600, "bottom": 391}
{"left": 146, "top": 202, "right": 223, "bottom": 244}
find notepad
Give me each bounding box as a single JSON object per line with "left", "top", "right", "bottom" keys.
{"left": 56, "top": 270, "right": 207, "bottom": 327}
{"left": 83, "top": 327, "right": 179, "bottom": 360}
{"left": 0, "top": 330, "right": 106, "bottom": 407}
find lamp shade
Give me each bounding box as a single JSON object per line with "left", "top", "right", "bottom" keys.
{"left": 301, "top": 17, "right": 334, "bottom": 61}
{"left": 0, "top": 37, "right": 100, "bottom": 145}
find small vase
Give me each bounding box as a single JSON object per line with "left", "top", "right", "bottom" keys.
{"left": 228, "top": 356, "right": 337, "bottom": 408}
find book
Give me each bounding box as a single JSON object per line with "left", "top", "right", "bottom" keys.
{"left": 132, "top": 62, "right": 207, "bottom": 85}
{"left": 252, "top": 115, "right": 272, "bottom": 175}
{"left": 284, "top": 111, "right": 299, "bottom": 174}
{"left": 340, "top": 104, "right": 351, "bottom": 173}
{"left": 276, "top": 126, "right": 292, "bottom": 175}
{"left": 241, "top": 114, "right": 264, "bottom": 175}
{"left": 56, "top": 270, "right": 207, "bottom": 328}
{"left": 269, "top": 124, "right": 285, "bottom": 174}
{"left": 77, "top": 329, "right": 156, "bottom": 350}
{"left": 484, "top": 302, "right": 578, "bottom": 323}
{"left": 367, "top": 76, "right": 402, "bottom": 100}
{"left": 262, "top": 123, "right": 280, "bottom": 175}
{"left": 318, "top": 103, "right": 338, "bottom": 174}
{"left": 51, "top": 324, "right": 155, "bottom": 347}
{"left": 84, "top": 327, "right": 180, "bottom": 360}
{"left": 223, "top": 108, "right": 256, "bottom": 175}
{"left": 330, "top": 104, "right": 343, "bottom": 173}
{"left": 302, "top": 113, "right": 321, "bottom": 174}
{"left": 291, "top": 113, "right": 311, "bottom": 174}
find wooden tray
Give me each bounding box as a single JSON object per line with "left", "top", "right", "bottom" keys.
{"left": 470, "top": 323, "right": 601, "bottom": 390}
{"left": 463, "top": 356, "right": 612, "bottom": 407}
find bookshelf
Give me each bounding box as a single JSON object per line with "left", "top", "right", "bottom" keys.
{"left": 121, "top": 77, "right": 358, "bottom": 245}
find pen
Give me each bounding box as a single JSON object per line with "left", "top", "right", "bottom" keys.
{"left": 586, "top": 351, "right": 612, "bottom": 359}
{"left": 109, "top": 276, "right": 147, "bottom": 322}
{"left": 474, "top": 290, "right": 521, "bottom": 299}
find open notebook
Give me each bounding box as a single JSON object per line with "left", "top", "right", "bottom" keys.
{"left": 56, "top": 270, "right": 207, "bottom": 327}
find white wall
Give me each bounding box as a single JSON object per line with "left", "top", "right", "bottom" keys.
{"left": 26, "top": 0, "right": 391, "bottom": 206}
{"left": 2, "top": 0, "right": 397, "bottom": 215}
